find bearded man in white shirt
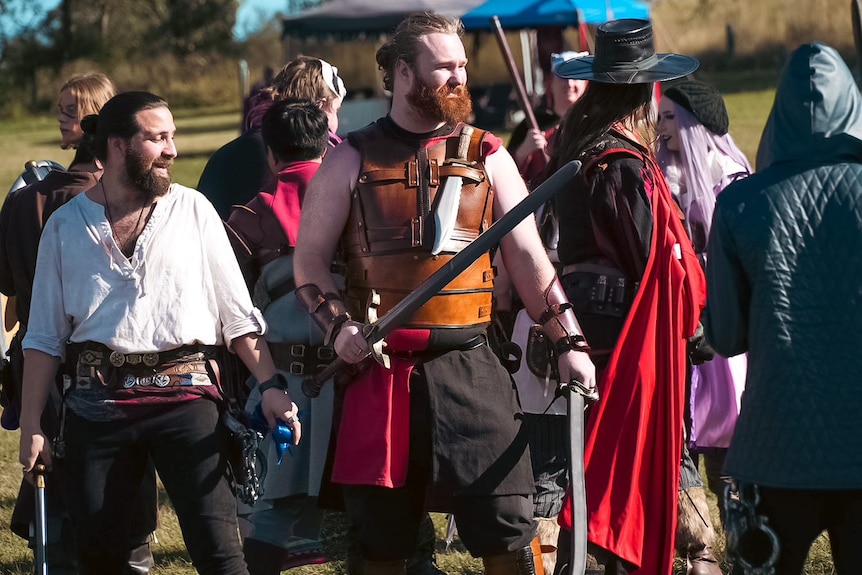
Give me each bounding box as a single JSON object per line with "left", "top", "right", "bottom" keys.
{"left": 18, "top": 91, "right": 299, "bottom": 575}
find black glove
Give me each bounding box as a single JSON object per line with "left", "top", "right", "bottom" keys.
{"left": 687, "top": 322, "right": 715, "bottom": 365}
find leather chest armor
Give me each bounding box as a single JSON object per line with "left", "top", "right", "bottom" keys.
{"left": 342, "top": 121, "right": 495, "bottom": 328}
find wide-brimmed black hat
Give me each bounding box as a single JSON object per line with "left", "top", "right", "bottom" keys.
{"left": 555, "top": 19, "right": 699, "bottom": 84}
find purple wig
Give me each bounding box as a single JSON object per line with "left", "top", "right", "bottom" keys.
{"left": 655, "top": 100, "right": 752, "bottom": 250}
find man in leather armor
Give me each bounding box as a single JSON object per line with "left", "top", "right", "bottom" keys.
{"left": 293, "top": 12, "right": 595, "bottom": 575}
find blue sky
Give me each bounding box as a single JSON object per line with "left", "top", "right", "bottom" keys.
{"left": 1, "top": 0, "right": 286, "bottom": 42}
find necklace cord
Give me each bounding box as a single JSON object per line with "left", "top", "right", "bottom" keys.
{"left": 102, "top": 181, "right": 150, "bottom": 257}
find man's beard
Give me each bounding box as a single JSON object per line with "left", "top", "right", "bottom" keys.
{"left": 407, "top": 81, "right": 473, "bottom": 125}
{"left": 124, "top": 147, "right": 172, "bottom": 198}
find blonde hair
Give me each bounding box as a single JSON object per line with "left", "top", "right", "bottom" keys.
{"left": 60, "top": 73, "right": 116, "bottom": 119}
{"left": 268, "top": 56, "right": 339, "bottom": 106}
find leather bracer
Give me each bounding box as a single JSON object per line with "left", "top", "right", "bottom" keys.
{"left": 295, "top": 283, "right": 351, "bottom": 346}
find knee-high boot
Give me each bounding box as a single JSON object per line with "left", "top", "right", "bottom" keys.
{"left": 483, "top": 537, "right": 545, "bottom": 575}
{"left": 124, "top": 540, "right": 155, "bottom": 575}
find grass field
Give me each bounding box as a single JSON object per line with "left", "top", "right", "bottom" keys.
{"left": 0, "top": 83, "right": 838, "bottom": 574}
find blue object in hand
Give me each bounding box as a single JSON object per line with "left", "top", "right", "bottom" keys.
{"left": 250, "top": 404, "right": 295, "bottom": 464}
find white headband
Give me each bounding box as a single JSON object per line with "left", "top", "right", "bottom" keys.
{"left": 319, "top": 58, "right": 347, "bottom": 100}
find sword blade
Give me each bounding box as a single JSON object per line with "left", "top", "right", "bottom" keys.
{"left": 302, "top": 159, "right": 582, "bottom": 397}
{"left": 34, "top": 464, "right": 48, "bottom": 575}
{"left": 431, "top": 126, "right": 474, "bottom": 255}
{"left": 430, "top": 174, "right": 463, "bottom": 255}
{"left": 567, "top": 388, "right": 588, "bottom": 575}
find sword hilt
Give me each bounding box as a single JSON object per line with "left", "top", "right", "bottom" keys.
{"left": 455, "top": 126, "right": 474, "bottom": 161}
{"left": 560, "top": 379, "right": 600, "bottom": 404}
{"left": 34, "top": 464, "right": 46, "bottom": 488}
{"left": 302, "top": 357, "right": 347, "bottom": 398}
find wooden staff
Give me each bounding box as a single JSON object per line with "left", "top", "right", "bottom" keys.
{"left": 854, "top": 0, "right": 862, "bottom": 86}
{"left": 491, "top": 15, "right": 540, "bottom": 133}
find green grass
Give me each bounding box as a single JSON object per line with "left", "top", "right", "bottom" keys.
{"left": 0, "top": 93, "right": 837, "bottom": 574}
{"left": 0, "top": 107, "right": 241, "bottom": 198}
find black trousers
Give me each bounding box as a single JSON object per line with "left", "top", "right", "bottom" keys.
{"left": 729, "top": 486, "right": 862, "bottom": 575}
{"left": 63, "top": 399, "right": 248, "bottom": 575}
{"left": 341, "top": 367, "right": 534, "bottom": 559}
{"left": 343, "top": 485, "right": 534, "bottom": 560}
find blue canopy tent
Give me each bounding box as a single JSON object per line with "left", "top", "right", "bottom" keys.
{"left": 282, "top": 0, "right": 486, "bottom": 38}
{"left": 460, "top": 0, "right": 650, "bottom": 30}
{"left": 282, "top": 0, "right": 648, "bottom": 38}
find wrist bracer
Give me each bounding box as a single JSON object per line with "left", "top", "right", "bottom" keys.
{"left": 295, "top": 283, "right": 352, "bottom": 346}
{"left": 538, "top": 277, "right": 590, "bottom": 354}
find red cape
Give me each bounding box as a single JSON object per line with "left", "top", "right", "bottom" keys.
{"left": 559, "top": 152, "right": 705, "bottom": 574}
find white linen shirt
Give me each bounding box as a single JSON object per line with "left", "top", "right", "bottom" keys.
{"left": 24, "top": 183, "right": 266, "bottom": 360}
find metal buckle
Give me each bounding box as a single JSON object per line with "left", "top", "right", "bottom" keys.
{"left": 289, "top": 362, "right": 305, "bottom": 375}
{"left": 126, "top": 354, "right": 142, "bottom": 365}
{"left": 109, "top": 351, "right": 126, "bottom": 367}
{"left": 80, "top": 350, "right": 101, "bottom": 366}
{"left": 290, "top": 344, "right": 306, "bottom": 358}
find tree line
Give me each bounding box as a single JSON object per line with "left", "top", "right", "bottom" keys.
{"left": 0, "top": 0, "right": 323, "bottom": 115}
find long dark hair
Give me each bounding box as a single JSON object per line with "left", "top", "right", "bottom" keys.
{"left": 548, "top": 82, "right": 655, "bottom": 174}
{"left": 81, "top": 91, "right": 168, "bottom": 162}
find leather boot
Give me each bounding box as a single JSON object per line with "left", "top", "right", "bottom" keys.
{"left": 687, "top": 546, "right": 723, "bottom": 575}
{"left": 124, "top": 540, "right": 155, "bottom": 575}
{"left": 243, "top": 537, "right": 293, "bottom": 575}
{"left": 483, "top": 538, "right": 545, "bottom": 575}
{"left": 406, "top": 513, "right": 445, "bottom": 575}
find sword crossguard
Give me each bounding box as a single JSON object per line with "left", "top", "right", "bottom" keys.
{"left": 563, "top": 379, "right": 600, "bottom": 404}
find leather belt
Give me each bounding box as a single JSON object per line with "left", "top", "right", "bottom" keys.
{"left": 118, "top": 372, "right": 212, "bottom": 388}
{"left": 389, "top": 333, "right": 488, "bottom": 359}
{"left": 560, "top": 263, "right": 637, "bottom": 318}
{"left": 72, "top": 342, "right": 217, "bottom": 369}
{"left": 269, "top": 342, "right": 335, "bottom": 376}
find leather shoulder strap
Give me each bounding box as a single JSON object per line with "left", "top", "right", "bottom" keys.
{"left": 582, "top": 146, "right": 645, "bottom": 175}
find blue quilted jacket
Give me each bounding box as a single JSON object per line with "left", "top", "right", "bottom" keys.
{"left": 704, "top": 43, "right": 862, "bottom": 488}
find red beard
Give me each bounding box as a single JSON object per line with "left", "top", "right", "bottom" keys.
{"left": 407, "top": 81, "right": 473, "bottom": 125}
